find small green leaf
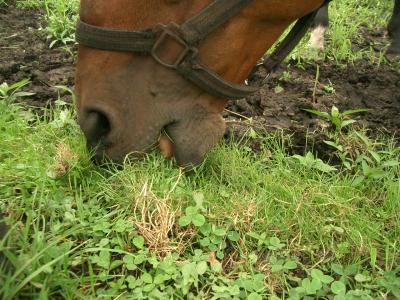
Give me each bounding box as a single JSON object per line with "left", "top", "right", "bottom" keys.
{"left": 132, "top": 236, "right": 145, "bottom": 249}
{"left": 196, "top": 261, "right": 208, "bottom": 275}
{"left": 134, "top": 253, "right": 147, "bottom": 265}
{"left": 331, "top": 281, "right": 346, "bottom": 295}
{"left": 154, "top": 273, "right": 167, "bottom": 284}
{"left": 248, "top": 292, "right": 262, "bottom": 300}
{"left": 126, "top": 275, "right": 137, "bottom": 289}
{"left": 343, "top": 264, "right": 358, "bottom": 276}
{"left": 301, "top": 278, "right": 314, "bottom": 294}
{"left": 303, "top": 108, "right": 330, "bottom": 119}
{"left": 210, "top": 260, "right": 222, "bottom": 273}
{"left": 216, "top": 250, "right": 224, "bottom": 260}
{"left": 284, "top": 260, "right": 297, "bottom": 270}
{"left": 110, "top": 260, "right": 123, "bottom": 271}
{"left": 182, "top": 262, "right": 197, "bottom": 279}
{"left": 200, "top": 237, "right": 211, "bottom": 247}
{"left": 314, "top": 159, "right": 337, "bottom": 173}
{"left": 311, "top": 268, "right": 334, "bottom": 283}
{"left": 91, "top": 250, "right": 110, "bottom": 269}
{"left": 248, "top": 253, "right": 258, "bottom": 265}
{"left": 271, "top": 264, "right": 284, "bottom": 273}
{"left": 210, "top": 234, "right": 223, "bottom": 244}
{"left": 382, "top": 160, "right": 399, "bottom": 168}
{"left": 193, "top": 192, "right": 205, "bottom": 209}
{"left": 179, "top": 215, "right": 192, "bottom": 227}
{"left": 227, "top": 231, "right": 240, "bottom": 241}
{"left": 213, "top": 228, "right": 227, "bottom": 236}
{"left": 354, "top": 273, "right": 371, "bottom": 282}
{"left": 141, "top": 272, "right": 153, "bottom": 284}
{"left": 341, "top": 119, "right": 356, "bottom": 128}
{"left": 352, "top": 175, "right": 365, "bottom": 186}
{"left": 185, "top": 206, "right": 198, "bottom": 216}
{"left": 219, "top": 188, "right": 231, "bottom": 198}
{"left": 192, "top": 214, "right": 206, "bottom": 227}
{"left": 310, "top": 278, "right": 322, "bottom": 292}
{"left": 143, "top": 283, "right": 155, "bottom": 292}
{"left": 123, "top": 255, "right": 137, "bottom": 271}
{"left": 370, "top": 247, "right": 377, "bottom": 268}
{"left": 268, "top": 237, "right": 285, "bottom": 250}
{"left": 333, "top": 294, "right": 347, "bottom": 300}
{"left": 274, "top": 85, "right": 284, "bottom": 94}
{"left": 200, "top": 223, "right": 212, "bottom": 235}
{"left": 209, "top": 243, "right": 218, "bottom": 251}
{"left": 331, "top": 106, "right": 340, "bottom": 118}
{"left": 114, "top": 219, "right": 132, "bottom": 233}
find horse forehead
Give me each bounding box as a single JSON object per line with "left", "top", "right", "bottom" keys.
{"left": 80, "top": 0, "right": 190, "bottom": 13}
{"left": 79, "top": 0, "right": 199, "bottom": 26}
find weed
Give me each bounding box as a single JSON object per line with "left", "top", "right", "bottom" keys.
{"left": 0, "top": 79, "right": 35, "bottom": 104}
{"left": 43, "top": 0, "right": 78, "bottom": 48}
{"left": 304, "top": 105, "right": 368, "bottom": 133}
{"left": 323, "top": 80, "right": 336, "bottom": 94}
{"left": 304, "top": 105, "right": 399, "bottom": 186}
{"left": 292, "top": 151, "right": 337, "bottom": 173}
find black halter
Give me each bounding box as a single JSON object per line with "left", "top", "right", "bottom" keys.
{"left": 76, "top": 0, "right": 322, "bottom": 100}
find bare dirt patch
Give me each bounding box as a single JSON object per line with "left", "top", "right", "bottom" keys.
{"left": 0, "top": 4, "right": 75, "bottom": 106}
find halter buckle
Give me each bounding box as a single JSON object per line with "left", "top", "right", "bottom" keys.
{"left": 151, "top": 24, "right": 195, "bottom": 69}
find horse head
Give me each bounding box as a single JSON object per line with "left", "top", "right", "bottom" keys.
{"left": 75, "top": 0, "right": 323, "bottom": 167}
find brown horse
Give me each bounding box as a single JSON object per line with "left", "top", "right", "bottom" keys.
{"left": 75, "top": 0, "right": 323, "bottom": 167}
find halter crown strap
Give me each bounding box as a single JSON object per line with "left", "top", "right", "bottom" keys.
{"left": 179, "top": 0, "right": 253, "bottom": 45}
{"left": 76, "top": 0, "right": 324, "bottom": 100}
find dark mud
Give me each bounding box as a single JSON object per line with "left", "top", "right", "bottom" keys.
{"left": 1, "top": 4, "right": 399, "bottom": 153}
{"left": 0, "top": 4, "right": 75, "bottom": 107}
{"left": 225, "top": 59, "right": 400, "bottom": 154}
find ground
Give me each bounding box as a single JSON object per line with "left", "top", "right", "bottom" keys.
{"left": 0, "top": 1, "right": 399, "bottom": 299}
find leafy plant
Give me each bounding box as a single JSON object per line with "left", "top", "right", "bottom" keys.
{"left": 179, "top": 192, "right": 207, "bottom": 227}
{"left": 248, "top": 232, "right": 285, "bottom": 251}
{"left": 43, "top": 0, "right": 78, "bottom": 48}
{"left": 304, "top": 105, "right": 368, "bottom": 133}
{"left": 198, "top": 224, "right": 240, "bottom": 259}
{"left": 292, "top": 151, "right": 337, "bottom": 173}
{"left": 0, "top": 79, "right": 35, "bottom": 103}
{"left": 323, "top": 80, "right": 336, "bottom": 94}
{"left": 269, "top": 255, "right": 298, "bottom": 273}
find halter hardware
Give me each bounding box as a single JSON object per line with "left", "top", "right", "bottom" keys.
{"left": 151, "top": 24, "right": 197, "bottom": 70}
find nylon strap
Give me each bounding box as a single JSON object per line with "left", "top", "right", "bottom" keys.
{"left": 179, "top": 0, "right": 253, "bottom": 45}
{"left": 76, "top": 0, "right": 325, "bottom": 100}
{"left": 260, "top": 9, "right": 320, "bottom": 72}
{"left": 76, "top": 20, "right": 156, "bottom": 53}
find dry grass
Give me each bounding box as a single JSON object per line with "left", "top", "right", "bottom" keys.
{"left": 132, "top": 183, "right": 193, "bottom": 258}
{"left": 47, "top": 143, "right": 77, "bottom": 178}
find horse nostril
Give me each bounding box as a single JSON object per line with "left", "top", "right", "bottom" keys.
{"left": 82, "top": 110, "right": 112, "bottom": 148}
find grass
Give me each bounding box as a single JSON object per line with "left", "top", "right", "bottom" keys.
{"left": 278, "top": 0, "right": 397, "bottom": 67}
{"left": 0, "top": 0, "right": 399, "bottom": 298}
{"left": 0, "top": 84, "right": 399, "bottom": 299}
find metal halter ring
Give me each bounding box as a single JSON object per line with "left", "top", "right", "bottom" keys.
{"left": 151, "top": 23, "right": 197, "bottom": 69}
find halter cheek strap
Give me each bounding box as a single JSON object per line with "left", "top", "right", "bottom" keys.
{"left": 76, "top": 0, "right": 324, "bottom": 100}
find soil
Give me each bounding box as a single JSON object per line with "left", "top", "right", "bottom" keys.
{"left": 0, "top": 4, "right": 75, "bottom": 107}
{"left": 1, "top": 4, "right": 400, "bottom": 153}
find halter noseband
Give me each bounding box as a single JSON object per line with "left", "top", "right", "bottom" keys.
{"left": 76, "top": 0, "right": 323, "bottom": 100}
